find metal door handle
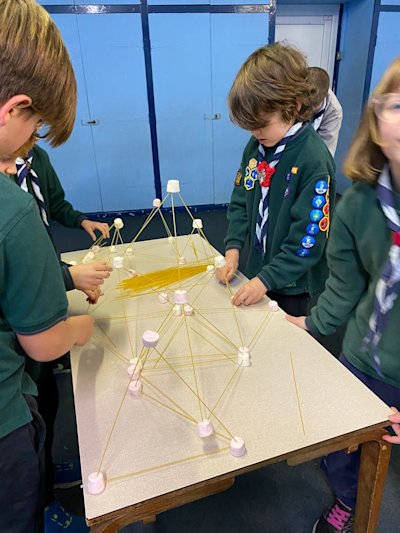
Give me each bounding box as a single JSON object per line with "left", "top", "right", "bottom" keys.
{"left": 204, "top": 113, "right": 221, "bottom": 120}
{"left": 81, "top": 119, "right": 99, "bottom": 126}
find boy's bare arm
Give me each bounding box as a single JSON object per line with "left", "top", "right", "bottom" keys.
{"left": 17, "top": 315, "right": 94, "bottom": 362}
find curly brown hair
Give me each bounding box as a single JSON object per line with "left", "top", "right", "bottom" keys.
{"left": 228, "top": 42, "right": 313, "bottom": 130}
{"left": 0, "top": 0, "right": 77, "bottom": 146}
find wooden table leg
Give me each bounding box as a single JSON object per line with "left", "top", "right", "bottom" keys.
{"left": 354, "top": 429, "right": 391, "bottom": 533}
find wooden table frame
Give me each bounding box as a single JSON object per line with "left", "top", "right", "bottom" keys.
{"left": 87, "top": 423, "right": 391, "bottom": 533}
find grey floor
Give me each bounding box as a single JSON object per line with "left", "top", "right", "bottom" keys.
{"left": 52, "top": 210, "right": 400, "bottom": 533}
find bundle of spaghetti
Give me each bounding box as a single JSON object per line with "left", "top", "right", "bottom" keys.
{"left": 118, "top": 263, "right": 209, "bottom": 298}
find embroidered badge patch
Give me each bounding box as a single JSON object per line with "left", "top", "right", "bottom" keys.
{"left": 310, "top": 209, "right": 323, "bottom": 223}
{"left": 306, "top": 223, "right": 320, "bottom": 236}
{"left": 248, "top": 158, "right": 258, "bottom": 170}
{"left": 315, "top": 180, "right": 328, "bottom": 194}
{"left": 235, "top": 169, "right": 242, "bottom": 186}
{"left": 301, "top": 235, "right": 315, "bottom": 249}
{"left": 312, "top": 195, "right": 326, "bottom": 209}
{"left": 244, "top": 177, "right": 256, "bottom": 190}
{"left": 319, "top": 216, "right": 329, "bottom": 232}
{"left": 296, "top": 248, "right": 310, "bottom": 257}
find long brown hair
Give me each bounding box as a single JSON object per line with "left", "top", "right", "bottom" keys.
{"left": 228, "top": 42, "right": 313, "bottom": 130}
{"left": 0, "top": 0, "right": 77, "bottom": 146}
{"left": 344, "top": 57, "right": 400, "bottom": 184}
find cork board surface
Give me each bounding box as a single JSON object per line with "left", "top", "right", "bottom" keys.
{"left": 64, "top": 235, "right": 390, "bottom": 521}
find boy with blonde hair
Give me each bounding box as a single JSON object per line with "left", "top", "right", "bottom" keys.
{"left": 216, "top": 43, "right": 336, "bottom": 315}
{"left": 0, "top": 1, "right": 93, "bottom": 530}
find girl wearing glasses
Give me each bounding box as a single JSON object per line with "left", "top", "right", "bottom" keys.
{"left": 286, "top": 57, "right": 400, "bottom": 533}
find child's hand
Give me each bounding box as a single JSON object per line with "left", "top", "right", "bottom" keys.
{"left": 285, "top": 315, "right": 309, "bottom": 331}
{"left": 231, "top": 277, "right": 266, "bottom": 306}
{"left": 383, "top": 407, "right": 400, "bottom": 444}
{"left": 215, "top": 249, "right": 239, "bottom": 284}
{"left": 81, "top": 219, "right": 110, "bottom": 241}
{"left": 69, "top": 262, "right": 113, "bottom": 291}
{"left": 84, "top": 287, "right": 102, "bottom": 305}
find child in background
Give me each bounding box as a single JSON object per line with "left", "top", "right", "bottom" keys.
{"left": 216, "top": 43, "right": 336, "bottom": 316}
{"left": 14, "top": 144, "right": 112, "bottom": 302}
{"left": 0, "top": 1, "right": 93, "bottom": 531}
{"left": 287, "top": 57, "right": 400, "bottom": 533}
{"left": 309, "top": 67, "right": 343, "bottom": 156}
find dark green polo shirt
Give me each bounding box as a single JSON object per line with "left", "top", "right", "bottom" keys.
{"left": 0, "top": 173, "right": 68, "bottom": 439}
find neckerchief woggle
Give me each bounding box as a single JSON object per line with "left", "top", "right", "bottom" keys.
{"left": 254, "top": 121, "right": 304, "bottom": 255}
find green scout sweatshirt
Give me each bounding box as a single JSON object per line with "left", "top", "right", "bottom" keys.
{"left": 12, "top": 145, "right": 88, "bottom": 292}
{"left": 306, "top": 181, "right": 400, "bottom": 388}
{"left": 225, "top": 124, "right": 336, "bottom": 296}
{"left": 13, "top": 145, "right": 87, "bottom": 229}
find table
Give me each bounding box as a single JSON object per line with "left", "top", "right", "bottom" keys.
{"left": 64, "top": 234, "right": 392, "bottom": 533}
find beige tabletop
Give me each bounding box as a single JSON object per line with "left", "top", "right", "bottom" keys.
{"left": 64, "top": 233, "right": 391, "bottom": 522}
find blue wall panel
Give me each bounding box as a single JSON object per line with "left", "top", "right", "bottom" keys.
{"left": 211, "top": 13, "right": 269, "bottom": 204}
{"left": 37, "top": 1, "right": 70, "bottom": 5}
{"left": 370, "top": 12, "right": 400, "bottom": 94}
{"left": 77, "top": 14, "right": 155, "bottom": 211}
{"left": 75, "top": 1, "right": 139, "bottom": 4}
{"left": 150, "top": 14, "right": 214, "bottom": 206}
{"left": 40, "top": 14, "right": 103, "bottom": 213}
{"left": 333, "top": 0, "right": 375, "bottom": 192}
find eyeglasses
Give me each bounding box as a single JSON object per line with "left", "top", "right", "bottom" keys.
{"left": 371, "top": 93, "right": 400, "bottom": 124}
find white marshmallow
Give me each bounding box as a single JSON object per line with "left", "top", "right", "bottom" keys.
{"left": 174, "top": 289, "right": 188, "bottom": 305}
{"left": 142, "top": 330, "right": 160, "bottom": 348}
{"left": 268, "top": 300, "right": 279, "bottom": 312}
{"left": 173, "top": 304, "right": 182, "bottom": 316}
{"left": 214, "top": 255, "right": 226, "bottom": 268}
{"left": 166, "top": 179, "right": 180, "bottom": 193}
{"left": 112, "top": 256, "right": 124, "bottom": 269}
{"left": 153, "top": 198, "right": 162, "bottom": 208}
{"left": 197, "top": 419, "right": 214, "bottom": 438}
{"left": 83, "top": 251, "right": 95, "bottom": 264}
{"left": 230, "top": 436, "right": 246, "bottom": 457}
{"left": 184, "top": 304, "right": 194, "bottom": 316}
{"left": 114, "top": 218, "right": 124, "bottom": 229}
{"left": 87, "top": 472, "right": 106, "bottom": 495}
{"left": 128, "top": 379, "right": 143, "bottom": 398}
{"left": 192, "top": 218, "right": 203, "bottom": 230}
{"left": 238, "top": 347, "right": 250, "bottom": 367}
{"left": 158, "top": 292, "right": 169, "bottom": 304}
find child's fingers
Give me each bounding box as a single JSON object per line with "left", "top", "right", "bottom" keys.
{"left": 382, "top": 434, "right": 400, "bottom": 444}
{"left": 285, "top": 314, "right": 307, "bottom": 330}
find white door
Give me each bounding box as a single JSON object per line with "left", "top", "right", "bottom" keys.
{"left": 275, "top": 4, "right": 340, "bottom": 84}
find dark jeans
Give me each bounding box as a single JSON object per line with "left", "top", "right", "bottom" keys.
{"left": 0, "top": 395, "right": 46, "bottom": 533}
{"left": 323, "top": 355, "right": 400, "bottom": 509}
{"left": 268, "top": 290, "right": 311, "bottom": 316}
{"left": 36, "top": 363, "right": 59, "bottom": 506}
